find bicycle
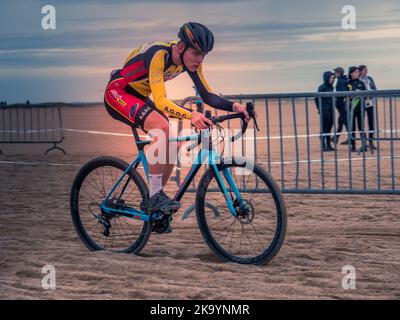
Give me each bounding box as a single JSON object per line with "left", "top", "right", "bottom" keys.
{"left": 70, "top": 102, "right": 287, "bottom": 265}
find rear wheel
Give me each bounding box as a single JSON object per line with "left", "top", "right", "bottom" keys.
{"left": 70, "top": 156, "right": 151, "bottom": 253}
{"left": 195, "top": 158, "right": 287, "bottom": 265}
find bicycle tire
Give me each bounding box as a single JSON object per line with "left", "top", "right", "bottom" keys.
{"left": 195, "top": 158, "right": 287, "bottom": 265}
{"left": 70, "top": 156, "right": 151, "bottom": 254}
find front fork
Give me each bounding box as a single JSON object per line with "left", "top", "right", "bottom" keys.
{"left": 211, "top": 165, "right": 245, "bottom": 217}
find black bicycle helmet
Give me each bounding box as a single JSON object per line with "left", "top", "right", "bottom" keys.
{"left": 178, "top": 22, "right": 214, "bottom": 53}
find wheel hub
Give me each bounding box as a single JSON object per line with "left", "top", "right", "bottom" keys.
{"left": 106, "top": 197, "right": 126, "bottom": 210}
{"left": 234, "top": 199, "right": 255, "bottom": 224}
{"left": 92, "top": 199, "right": 125, "bottom": 237}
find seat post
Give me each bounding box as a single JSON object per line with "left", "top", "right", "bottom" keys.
{"left": 131, "top": 126, "right": 140, "bottom": 140}
{"left": 131, "top": 126, "right": 144, "bottom": 149}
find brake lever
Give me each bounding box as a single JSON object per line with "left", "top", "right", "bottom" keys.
{"left": 252, "top": 114, "right": 260, "bottom": 131}
{"left": 245, "top": 102, "right": 260, "bottom": 131}
{"left": 204, "top": 110, "right": 217, "bottom": 126}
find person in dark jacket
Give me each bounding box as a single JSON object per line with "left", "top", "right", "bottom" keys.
{"left": 333, "top": 67, "right": 349, "bottom": 144}
{"left": 347, "top": 66, "right": 368, "bottom": 152}
{"left": 359, "top": 65, "right": 377, "bottom": 149}
{"left": 315, "top": 71, "right": 335, "bottom": 151}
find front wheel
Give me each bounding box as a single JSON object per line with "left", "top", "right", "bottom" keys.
{"left": 195, "top": 158, "right": 287, "bottom": 265}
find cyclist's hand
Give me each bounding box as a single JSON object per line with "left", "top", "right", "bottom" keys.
{"left": 232, "top": 103, "right": 253, "bottom": 123}
{"left": 191, "top": 110, "right": 213, "bottom": 130}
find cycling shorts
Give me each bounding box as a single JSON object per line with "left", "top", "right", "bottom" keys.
{"left": 104, "top": 70, "right": 168, "bottom": 133}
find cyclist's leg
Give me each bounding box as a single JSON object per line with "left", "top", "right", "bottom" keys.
{"left": 144, "top": 111, "right": 170, "bottom": 181}
{"left": 104, "top": 76, "right": 173, "bottom": 191}
{"left": 161, "top": 145, "right": 181, "bottom": 186}
{"left": 141, "top": 100, "right": 182, "bottom": 187}
{"left": 139, "top": 109, "right": 181, "bottom": 213}
{"left": 104, "top": 79, "right": 179, "bottom": 212}
{"left": 105, "top": 81, "right": 166, "bottom": 195}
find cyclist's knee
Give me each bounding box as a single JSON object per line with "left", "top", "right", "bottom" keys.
{"left": 153, "top": 121, "right": 170, "bottom": 143}
{"left": 144, "top": 112, "right": 169, "bottom": 136}
{"left": 159, "top": 121, "right": 170, "bottom": 136}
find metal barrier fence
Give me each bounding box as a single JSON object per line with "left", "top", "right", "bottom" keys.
{"left": 175, "top": 90, "right": 400, "bottom": 195}
{"left": 0, "top": 103, "right": 66, "bottom": 154}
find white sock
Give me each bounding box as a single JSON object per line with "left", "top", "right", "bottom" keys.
{"left": 149, "top": 174, "right": 163, "bottom": 197}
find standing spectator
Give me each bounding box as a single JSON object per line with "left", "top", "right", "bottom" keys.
{"left": 359, "top": 65, "right": 377, "bottom": 150}
{"left": 315, "top": 71, "right": 335, "bottom": 151}
{"left": 347, "top": 66, "right": 367, "bottom": 152}
{"left": 333, "top": 67, "right": 349, "bottom": 144}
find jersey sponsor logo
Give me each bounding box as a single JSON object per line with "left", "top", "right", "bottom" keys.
{"left": 164, "top": 106, "right": 187, "bottom": 118}
{"left": 139, "top": 105, "right": 151, "bottom": 120}
{"left": 117, "top": 98, "right": 127, "bottom": 107}
{"left": 164, "top": 69, "right": 182, "bottom": 81}
{"left": 151, "top": 69, "right": 163, "bottom": 84}
{"left": 110, "top": 89, "right": 119, "bottom": 98}
{"left": 110, "top": 90, "right": 127, "bottom": 107}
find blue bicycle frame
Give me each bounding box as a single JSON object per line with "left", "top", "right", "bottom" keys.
{"left": 99, "top": 131, "right": 244, "bottom": 222}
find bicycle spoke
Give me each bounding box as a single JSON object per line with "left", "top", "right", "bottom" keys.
{"left": 108, "top": 166, "right": 115, "bottom": 198}
{"left": 95, "top": 168, "right": 107, "bottom": 197}
{"left": 81, "top": 179, "right": 102, "bottom": 202}
{"left": 242, "top": 225, "right": 257, "bottom": 257}
{"left": 79, "top": 191, "right": 99, "bottom": 205}
{"left": 88, "top": 172, "right": 105, "bottom": 198}
{"left": 247, "top": 221, "right": 268, "bottom": 249}
{"left": 238, "top": 223, "right": 245, "bottom": 256}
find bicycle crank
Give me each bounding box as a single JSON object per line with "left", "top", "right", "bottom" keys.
{"left": 152, "top": 213, "right": 173, "bottom": 234}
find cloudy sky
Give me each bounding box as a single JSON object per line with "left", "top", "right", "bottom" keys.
{"left": 0, "top": 0, "right": 399, "bottom": 103}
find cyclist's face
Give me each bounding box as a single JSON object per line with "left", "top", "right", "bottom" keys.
{"left": 183, "top": 47, "right": 207, "bottom": 72}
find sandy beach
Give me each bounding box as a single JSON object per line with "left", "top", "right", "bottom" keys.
{"left": 0, "top": 103, "right": 399, "bottom": 299}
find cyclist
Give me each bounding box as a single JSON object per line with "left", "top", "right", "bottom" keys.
{"left": 104, "top": 22, "right": 250, "bottom": 214}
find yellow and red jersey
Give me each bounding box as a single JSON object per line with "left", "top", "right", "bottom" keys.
{"left": 115, "top": 40, "right": 233, "bottom": 120}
